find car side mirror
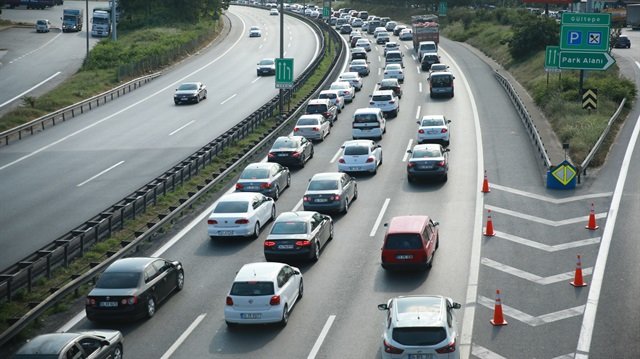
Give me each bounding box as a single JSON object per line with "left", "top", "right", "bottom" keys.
{"left": 433, "top": 221, "right": 440, "bottom": 226}
{"left": 406, "top": 150, "right": 412, "bottom": 154}
{"left": 377, "top": 303, "right": 389, "bottom": 311}
{"left": 447, "top": 120, "right": 451, "bottom": 123}
{"left": 383, "top": 222, "right": 389, "bottom": 227}
{"left": 452, "top": 302, "right": 461, "bottom": 309}
{"left": 445, "top": 148, "right": 450, "bottom": 152}
{"left": 416, "top": 121, "right": 420, "bottom": 124}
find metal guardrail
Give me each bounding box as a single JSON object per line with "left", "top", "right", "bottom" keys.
{"left": 0, "top": 73, "right": 162, "bottom": 147}
{"left": 494, "top": 70, "right": 553, "bottom": 170}
{"left": 0, "top": 10, "right": 345, "bottom": 348}
{"left": 579, "top": 98, "right": 626, "bottom": 179}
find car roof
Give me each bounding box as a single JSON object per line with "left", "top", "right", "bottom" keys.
{"left": 310, "top": 172, "right": 344, "bottom": 181}
{"left": 352, "top": 47, "right": 365, "bottom": 52}
{"left": 385, "top": 64, "right": 402, "bottom": 69}
{"left": 244, "top": 162, "right": 279, "bottom": 170}
{"left": 218, "top": 192, "right": 261, "bottom": 202}
{"left": 385, "top": 42, "right": 398, "bottom": 46}
{"left": 275, "top": 211, "right": 317, "bottom": 222}
{"left": 351, "top": 59, "right": 367, "bottom": 63}
{"left": 354, "top": 107, "right": 382, "bottom": 114}
{"left": 309, "top": 98, "right": 330, "bottom": 104}
{"left": 331, "top": 81, "right": 352, "bottom": 87}
{"left": 380, "top": 78, "right": 399, "bottom": 84}
{"left": 430, "top": 71, "right": 454, "bottom": 76}
{"left": 15, "top": 333, "right": 81, "bottom": 354}
{"left": 235, "top": 262, "right": 287, "bottom": 282}
{"left": 392, "top": 295, "right": 447, "bottom": 328}
{"left": 412, "top": 143, "right": 443, "bottom": 152}
{"left": 373, "top": 90, "right": 395, "bottom": 96}
{"left": 421, "top": 114, "right": 446, "bottom": 121}
{"left": 386, "top": 215, "right": 431, "bottom": 234}
{"left": 105, "top": 257, "right": 156, "bottom": 272}
{"left": 342, "top": 139, "right": 375, "bottom": 147}
{"left": 386, "top": 50, "right": 402, "bottom": 55}
{"left": 340, "top": 72, "right": 359, "bottom": 77}
{"left": 319, "top": 89, "right": 341, "bottom": 95}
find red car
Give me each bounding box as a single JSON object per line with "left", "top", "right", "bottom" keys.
{"left": 381, "top": 215, "right": 439, "bottom": 270}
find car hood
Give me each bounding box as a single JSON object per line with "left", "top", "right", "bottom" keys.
{"left": 88, "top": 287, "right": 138, "bottom": 297}
{"left": 175, "top": 90, "right": 198, "bottom": 95}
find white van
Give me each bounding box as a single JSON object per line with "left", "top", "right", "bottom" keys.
{"left": 352, "top": 108, "right": 386, "bottom": 140}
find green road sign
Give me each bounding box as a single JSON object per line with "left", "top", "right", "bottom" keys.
{"left": 323, "top": 6, "right": 330, "bottom": 18}
{"left": 559, "top": 51, "right": 615, "bottom": 70}
{"left": 438, "top": 1, "right": 447, "bottom": 17}
{"left": 560, "top": 25, "right": 609, "bottom": 52}
{"left": 275, "top": 58, "right": 294, "bottom": 89}
{"left": 561, "top": 13, "right": 610, "bottom": 26}
{"left": 545, "top": 46, "right": 560, "bottom": 70}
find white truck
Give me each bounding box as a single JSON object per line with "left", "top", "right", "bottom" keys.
{"left": 91, "top": 10, "right": 111, "bottom": 37}
{"left": 627, "top": 4, "right": 640, "bottom": 30}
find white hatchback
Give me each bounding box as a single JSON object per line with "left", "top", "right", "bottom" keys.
{"left": 318, "top": 90, "right": 345, "bottom": 112}
{"left": 225, "top": 262, "right": 303, "bottom": 327}
{"left": 294, "top": 114, "right": 331, "bottom": 141}
{"left": 338, "top": 72, "right": 363, "bottom": 91}
{"left": 383, "top": 64, "right": 404, "bottom": 83}
{"left": 329, "top": 81, "right": 356, "bottom": 102}
{"left": 369, "top": 90, "right": 399, "bottom": 118}
{"left": 207, "top": 192, "right": 276, "bottom": 239}
{"left": 338, "top": 140, "right": 383, "bottom": 174}
{"left": 417, "top": 115, "right": 451, "bottom": 146}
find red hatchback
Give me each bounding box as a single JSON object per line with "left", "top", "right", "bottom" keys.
{"left": 381, "top": 215, "right": 439, "bottom": 270}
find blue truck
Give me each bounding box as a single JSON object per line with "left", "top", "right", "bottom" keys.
{"left": 62, "top": 8, "right": 83, "bottom": 32}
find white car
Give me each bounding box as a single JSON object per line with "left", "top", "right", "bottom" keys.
{"left": 383, "top": 42, "right": 400, "bottom": 56}
{"left": 383, "top": 64, "right": 404, "bottom": 83}
{"left": 399, "top": 28, "right": 413, "bottom": 41}
{"left": 373, "top": 26, "right": 387, "bottom": 38}
{"left": 35, "top": 19, "right": 51, "bottom": 33}
{"left": 378, "top": 295, "right": 462, "bottom": 359}
{"left": 207, "top": 192, "right": 275, "bottom": 239}
{"left": 224, "top": 262, "right": 303, "bottom": 327}
{"left": 329, "top": 81, "right": 356, "bottom": 102}
{"left": 369, "top": 90, "right": 399, "bottom": 118}
{"left": 338, "top": 140, "right": 383, "bottom": 174}
{"left": 417, "top": 114, "right": 451, "bottom": 145}
{"left": 270, "top": 8, "right": 279, "bottom": 15}
{"left": 294, "top": 114, "right": 331, "bottom": 141}
{"left": 318, "top": 89, "right": 345, "bottom": 112}
{"left": 338, "top": 72, "right": 363, "bottom": 92}
{"left": 351, "top": 18, "right": 363, "bottom": 27}
{"left": 355, "top": 38, "right": 372, "bottom": 51}
{"left": 249, "top": 26, "right": 262, "bottom": 37}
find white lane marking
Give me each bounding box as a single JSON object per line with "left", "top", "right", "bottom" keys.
{"left": 477, "top": 296, "right": 585, "bottom": 326}
{"left": 369, "top": 198, "right": 390, "bottom": 237}
{"left": 76, "top": 161, "right": 124, "bottom": 187}
{"left": 552, "top": 354, "right": 576, "bottom": 359}
{"left": 415, "top": 105, "right": 421, "bottom": 120}
{"left": 57, "top": 311, "right": 86, "bottom": 332}
{"left": 404, "top": 44, "right": 410, "bottom": 50}
{"left": 411, "top": 54, "right": 416, "bottom": 61}
{"left": 416, "top": 65, "right": 420, "bottom": 74}
{"left": 0, "top": 17, "right": 249, "bottom": 172}
{"left": 377, "top": 68, "right": 381, "bottom": 76}
{"left": 418, "top": 82, "right": 422, "bottom": 93}
{"left": 160, "top": 313, "right": 206, "bottom": 359}
{"left": 481, "top": 257, "right": 593, "bottom": 285}
{"left": 493, "top": 231, "right": 600, "bottom": 252}
{"left": 220, "top": 93, "right": 237, "bottom": 105}
{"left": 169, "top": 120, "right": 195, "bottom": 136}
{"left": 0, "top": 72, "right": 61, "bottom": 108}
{"left": 485, "top": 205, "right": 607, "bottom": 226}
{"left": 576, "top": 113, "right": 640, "bottom": 358}
{"left": 259, "top": 44, "right": 264, "bottom": 49}
{"left": 402, "top": 139, "right": 413, "bottom": 162}
{"left": 330, "top": 147, "right": 342, "bottom": 163}
{"left": 490, "top": 184, "right": 612, "bottom": 204}
{"left": 8, "top": 32, "right": 62, "bottom": 64}
{"left": 472, "top": 345, "right": 508, "bottom": 359}
{"left": 292, "top": 198, "right": 303, "bottom": 212}
{"left": 307, "top": 315, "right": 336, "bottom": 359}
{"left": 378, "top": 55, "right": 381, "bottom": 62}
{"left": 251, "top": 77, "right": 261, "bottom": 84}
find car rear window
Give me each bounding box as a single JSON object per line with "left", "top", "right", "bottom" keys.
{"left": 272, "top": 138, "right": 298, "bottom": 149}
{"left": 319, "top": 93, "right": 336, "bottom": 100}
{"left": 308, "top": 180, "right": 339, "bottom": 190}
{"left": 297, "top": 117, "right": 320, "bottom": 126}
{"left": 412, "top": 149, "right": 442, "bottom": 158}
{"left": 230, "top": 281, "right": 275, "bottom": 296}
{"left": 353, "top": 114, "right": 379, "bottom": 123}
{"left": 271, "top": 221, "right": 307, "bottom": 234}
{"left": 431, "top": 75, "right": 452, "bottom": 86}
{"left": 392, "top": 327, "right": 447, "bottom": 346}
{"left": 384, "top": 233, "right": 423, "bottom": 249}
{"left": 306, "top": 104, "right": 327, "bottom": 114}
{"left": 214, "top": 201, "right": 249, "bottom": 213}
{"left": 344, "top": 146, "right": 369, "bottom": 156}
{"left": 421, "top": 118, "right": 444, "bottom": 126}
{"left": 96, "top": 272, "right": 141, "bottom": 289}
{"left": 240, "top": 168, "right": 269, "bottom": 179}
{"left": 372, "top": 95, "right": 392, "bottom": 102}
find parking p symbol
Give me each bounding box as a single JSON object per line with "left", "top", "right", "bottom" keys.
{"left": 568, "top": 31, "right": 581, "bottom": 45}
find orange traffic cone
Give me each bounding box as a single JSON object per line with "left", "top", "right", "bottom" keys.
{"left": 490, "top": 289, "right": 507, "bottom": 326}
{"left": 481, "top": 170, "right": 490, "bottom": 193}
{"left": 484, "top": 210, "right": 495, "bottom": 236}
{"left": 570, "top": 254, "right": 588, "bottom": 287}
{"left": 585, "top": 203, "right": 599, "bottom": 230}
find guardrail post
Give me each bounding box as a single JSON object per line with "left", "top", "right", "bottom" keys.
{"left": 1, "top": 275, "right": 13, "bottom": 302}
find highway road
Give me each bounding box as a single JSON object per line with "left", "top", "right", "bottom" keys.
{"left": 0, "top": 6, "right": 319, "bottom": 270}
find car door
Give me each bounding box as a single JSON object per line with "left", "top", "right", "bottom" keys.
{"left": 143, "top": 263, "right": 164, "bottom": 301}
{"left": 78, "top": 335, "right": 113, "bottom": 359}
{"left": 424, "top": 222, "right": 436, "bottom": 259}
{"left": 315, "top": 213, "right": 331, "bottom": 244}
{"left": 252, "top": 195, "right": 267, "bottom": 226}
{"left": 300, "top": 137, "right": 312, "bottom": 159}
{"left": 153, "top": 259, "right": 176, "bottom": 301}
{"left": 341, "top": 174, "right": 353, "bottom": 203}
{"left": 279, "top": 266, "right": 297, "bottom": 305}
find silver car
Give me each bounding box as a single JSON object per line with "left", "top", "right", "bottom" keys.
{"left": 318, "top": 90, "right": 345, "bottom": 113}
{"left": 264, "top": 211, "right": 334, "bottom": 262}
{"left": 349, "top": 59, "right": 370, "bottom": 76}
{"left": 303, "top": 172, "right": 358, "bottom": 214}
{"left": 14, "top": 330, "right": 124, "bottom": 359}
{"left": 329, "top": 81, "right": 356, "bottom": 102}
{"left": 294, "top": 114, "right": 331, "bottom": 141}
{"left": 235, "top": 162, "right": 291, "bottom": 200}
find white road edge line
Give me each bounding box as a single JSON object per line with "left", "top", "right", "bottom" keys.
{"left": 159, "top": 313, "right": 207, "bottom": 359}
{"left": 402, "top": 139, "right": 413, "bottom": 162}
{"left": 77, "top": 161, "right": 125, "bottom": 187}
{"left": 370, "top": 198, "right": 391, "bottom": 237}
{"left": 169, "top": 120, "right": 195, "bottom": 136}
{"left": 8, "top": 31, "right": 62, "bottom": 64}
{"left": 330, "top": 147, "right": 342, "bottom": 163}
{"left": 0, "top": 72, "right": 61, "bottom": 108}
{"left": 575, "top": 112, "right": 640, "bottom": 358}
{"left": 307, "top": 315, "right": 336, "bottom": 359}
{"left": 220, "top": 93, "right": 237, "bottom": 105}
{"left": 415, "top": 105, "right": 421, "bottom": 120}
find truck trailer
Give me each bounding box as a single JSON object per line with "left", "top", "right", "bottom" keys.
{"left": 411, "top": 14, "right": 439, "bottom": 52}
{"left": 628, "top": 4, "right": 640, "bottom": 30}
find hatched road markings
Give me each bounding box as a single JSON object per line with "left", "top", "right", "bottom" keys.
{"left": 472, "top": 345, "right": 575, "bottom": 359}
{"left": 485, "top": 205, "right": 607, "bottom": 226}
{"left": 481, "top": 257, "right": 593, "bottom": 285}
{"left": 477, "top": 296, "right": 585, "bottom": 326}
{"left": 493, "top": 231, "right": 600, "bottom": 252}
{"left": 490, "top": 183, "right": 612, "bottom": 204}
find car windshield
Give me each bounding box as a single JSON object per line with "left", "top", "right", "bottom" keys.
{"left": 230, "top": 281, "right": 275, "bottom": 296}
{"left": 421, "top": 118, "right": 445, "bottom": 126}
{"left": 177, "top": 83, "right": 197, "bottom": 91}
{"left": 392, "top": 327, "right": 447, "bottom": 346}
{"left": 271, "top": 221, "right": 307, "bottom": 234}
{"left": 272, "top": 138, "right": 298, "bottom": 149}
{"left": 259, "top": 59, "right": 274, "bottom": 65}
{"left": 413, "top": 148, "right": 442, "bottom": 158}
{"left": 372, "top": 94, "right": 392, "bottom": 102}
{"left": 344, "top": 146, "right": 369, "bottom": 156}
{"left": 240, "top": 168, "right": 269, "bottom": 179}
{"left": 306, "top": 104, "right": 327, "bottom": 114}
{"left": 384, "top": 233, "right": 423, "bottom": 249}
{"left": 96, "top": 272, "right": 141, "bottom": 289}
{"left": 297, "top": 117, "right": 320, "bottom": 126}
{"left": 250, "top": 26, "right": 259, "bottom": 30}
{"left": 37, "top": 20, "right": 47, "bottom": 25}
{"left": 213, "top": 201, "right": 249, "bottom": 213}
{"left": 308, "top": 180, "right": 339, "bottom": 190}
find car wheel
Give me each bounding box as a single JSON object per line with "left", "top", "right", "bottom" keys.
{"left": 226, "top": 321, "right": 238, "bottom": 329}
{"left": 426, "top": 252, "right": 434, "bottom": 269}
{"left": 311, "top": 239, "right": 320, "bottom": 261}
{"left": 195, "top": 96, "right": 200, "bottom": 104}
{"left": 203, "top": 90, "right": 207, "bottom": 99}
{"left": 176, "top": 270, "right": 184, "bottom": 291}
{"left": 328, "top": 222, "right": 334, "bottom": 240}
{"left": 299, "top": 155, "right": 306, "bottom": 168}
{"left": 436, "top": 236, "right": 440, "bottom": 249}
{"left": 334, "top": 114, "right": 338, "bottom": 122}
{"left": 270, "top": 205, "right": 276, "bottom": 221}
{"left": 113, "top": 344, "right": 123, "bottom": 359}
{"left": 353, "top": 185, "right": 358, "bottom": 200}
{"left": 279, "top": 305, "right": 290, "bottom": 327}
{"left": 273, "top": 185, "right": 280, "bottom": 200}
{"left": 286, "top": 174, "right": 291, "bottom": 188}
{"left": 298, "top": 279, "right": 304, "bottom": 299}
{"left": 174, "top": 101, "right": 179, "bottom": 105}
{"left": 379, "top": 154, "right": 383, "bottom": 166}
{"left": 343, "top": 199, "right": 349, "bottom": 214}
{"left": 146, "top": 296, "right": 156, "bottom": 318}
{"left": 373, "top": 165, "right": 377, "bottom": 175}
{"left": 442, "top": 173, "right": 448, "bottom": 182}
{"left": 309, "top": 147, "right": 314, "bottom": 159}
{"left": 252, "top": 222, "right": 260, "bottom": 239}
{"left": 408, "top": 175, "right": 414, "bottom": 183}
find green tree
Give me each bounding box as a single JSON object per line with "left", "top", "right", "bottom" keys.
{"left": 508, "top": 16, "right": 558, "bottom": 61}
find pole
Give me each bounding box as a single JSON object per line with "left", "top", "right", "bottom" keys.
{"left": 85, "top": 0, "right": 89, "bottom": 58}
{"left": 279, "top": 0, "right": 284, "bottom": 116}
{"left": 579, "top": 70, "right": 584, "bottom": 100}
{"left": 111, "top": 0, "right": 117, "bottom": 41}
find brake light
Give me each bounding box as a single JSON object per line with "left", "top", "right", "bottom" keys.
{"left": 330, "top": 194, "right": 341, "bottom": 201}
{"left": 235, "top": 219, "right": 249, "bottom": 224}
{"left": 270, "top": 295, "right": 281, "bottom": 305}
{"left": 303, "top": 196, "right": 311, "bottom": 202}
{"left": 235, "top": 183, "right": 244, "bottom": 190}
{"left": 86, "top": 297, "right": 95, "bottom": 306}
{"left": 295, "top": 240, "right": 311, "bottom": 246}
{"left": 264, "top": 241, "right": 276, "bottom": 247}
{"left": 366, "top": 157, "right": 375, "bottom": 163}
{"left": 407, "top": 162, "right": 415, "bottom": 168}
{"left": 436, "top": 338, "right": 456, "bottom": 353}
{"left": 312, "top": 127, "right": 320, "bottom": 132}
{"left": 418, "top": 129, "right": 425, "bottom": 134}
{"left": 383, "top": 340, "right": 404, "bottom": 354}
{"left": 121, "top": 296, "right": 137, "bottom": 305}
{"left": 437, "top": 161, "right": 446, "bottom": 167}
{"left": 294, "top": 127, "right": 299, "bottom": 132}
{"left": 226, "top": 296, "right": 233, "bottom": 306}
{"left": 260, "top": 183, "right": 271, "bottom": 189}
{"left": 338, "top": 158, "right": 345, "bottom": 163}
{"left": 441, "top": 128, "right": 448, "bottom": 133}
{"left": 268, "top": 152, "right": 276, "bottom": 158}
{"left": 292, "top": 152, "right": 301, "bottom": 158}
{"left": 207, "top": 219, "right": 218, "bottom": 225}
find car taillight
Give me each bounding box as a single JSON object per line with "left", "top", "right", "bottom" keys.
{"left": 366, "top": 157, "right": 375, "bottom": 163}
{"left": 312, "top": 127, "right": 320, "bottom": 132}
{"left": 292, "top": 152, "right": 301, "bottom": 158}
{"left": 418, "top": 129, "right": 425, "bottom": 134}
{"left": 295, "top": 240, "right": 311, "bottom": 246}
{"left": 437, "top": 161, "right": 446, "bottom": 167}
{"left": 303, "top": 196, "right": 311, "bottom": 202}
{"left": 407, "top": 162, "right": 415, "bottom": 168}
{"left": 270, "top": 295, "right": 281, "bottom": 305}
{"left": 207, "top": 219, "right": 218, "bottom": 225}
{"left": 338, "top": 158, "right": 345, "bottom": 163}
{"left": 330, "top": 194, "right": 341, "bottom": 201}
{"left": 441, "top": 128, "right": 448, "bottom": 133}
{"left": 226, "top": 296, "right": 234, "bottom": 306}
{"left": 383, "top": 340, "right": 404, "bottom": 354}
{"left": 436, "top": 338, "right": 456, "bottom": 353}
{"left": 121, "top": 296, "right": 137, "bottom": 305}
{"left": 323, "top": 111, "right": 331, "bottom": 118}
{"left": 268, "top": 152, "right": 276, "bottom": 158}
{"left": 294, "top": 127, "right": 300, "bottom": 132}
{"left": 264, "top": 241, "right": 276, "bottom": 247}
{"left": 86, "top": 297, "right": 95, "bottom": 306}
{"left": 235, "top": 219, "right": 249, "bottom": 224}
{"left": 260, "top": 183, "right": 271, "bottom": 189}
{"left": 235, "top": 183, "right": 244, "bottom": 190}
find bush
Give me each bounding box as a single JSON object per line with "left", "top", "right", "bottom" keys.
{"left": 508, "top": 17, "right": 558, "bottom": 61}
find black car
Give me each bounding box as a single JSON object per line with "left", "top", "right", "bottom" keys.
{"left": 14, "top": 330, "right": 124, "bottom": 359}
{"left": 235, "top": 162, "right": 291, "bottom": 200}
{"left": 420, "top": 53, "right": 440, "bottom": 71}
{"left": 268, "top": 135, "right": 314, "bottom": 168}
{"left": 377, "top": 78, "right": 402, "bottom": 99}
{"left": 264, "top": 211, "right": 334, "bottom": 262}
{"left": 86, "top": 257, "right": 184, "bottom": 322}
{"left": 614, "top": 35, "right": 631, "bottom": 48}
{"left": 174, "top": 82, "right": 207, "bottom": 105}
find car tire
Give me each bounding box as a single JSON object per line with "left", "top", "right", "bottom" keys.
{"left": 310, "top": 147, "right": 314, "bottom": 159}
{"left": 353, "top": 184, "right": 358, "bottom": 200}
{"left": 379, "top": 154, "right": 383, "bottom": 166}
{"left": 436, "top": 236, "right": 440, "bottom": 250}
{"left": 203, "top": 90, "right": 207, "bottom": 99}
{"left": 426, "top": 253, "right": 434, "bottom": 269}
{"left": 176, "top": 270, "right": 184, "bottom": 291}
{"left": 328, "top": 222, "right": 334, "bottom": 240}
{"left": 286, "top": 174, "right": 291, "bottom": 188}
{"left": 442, "top": 173, "right": 448, "bottom": 182}
{"left": 311, "top": 239, "right": 320, "bottom": 261}
{"left": 226, "top": 321, "right": 238, "bottom": 329}
{"left": 408, "top": 175, "right": 414, "bottom": 183}
{"left": 113, "top": 344, "right": 123, "bottom": 359}
{"left": 195, "top": 96, "right": 200, "bottom": 104}
{"left": 299, "top": 155, "right": 306, "bottom": 168}
{"left": 279, "top": 304, "right": 289, "bottom": 327}
{"left": 273, "top": 185, "right": 280, "bottom": 200}
{"left": 270, "top": 205, "right": 276, "bottom": 221}
{"left": 298, "top": 279, "right": 304, "bottom": 299}
{"left": 146, "top": 296, "right": 156, "bottom": 318}
{"left": 343, "top": 199, "right": 349, "bottom": 214}
{"left": 252, "top": 222, "right": 260, "bottom": 239}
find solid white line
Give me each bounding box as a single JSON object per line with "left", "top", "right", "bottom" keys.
{"left": 369, "top": 198, "right": 390, "bottom": 237}
{"left": 490, "top": 183, "right": 612, "bottom": 204}
{"left": 57, "top": 311, "right": 86, "bottom": 332}
{"left": 0, "top": 72, "right": 61, "bottom": 108}
{"left": 576, "top": 113, "right": 640, "bottom": 358}
{"left": 220, "top": 94, "right": 237, "bottom": 105}
{"left": 477, "top": 296, "right": 584, "bottom": 326}
{"left": 251, "top": 77, "right": 261, "bottom": 84}
{"left": 485, "top": 205, "right": 607, "bottom": 226}
{"left": 169, "top": 120, "right": 195, "bottom": 136}
{"left": 493, "top": 231, "right": 600, "bottom": 252}
{"left": 415, "top": 105, "right": 421, "bottom": 120}
{"left": 472, "top": 345, "right": 508, "bottom": 359}
{"left": 77, "top": 161, "right": 124, "bottom": 187}
{"left": 418, "top": 82, "right": 422, "bottom": 93}
{"left": 307, "top": 315, "right": 336, "bottom": 359}
{"left": 402, "top": 139, "right": 413, "bottom": 162}
{"left": 330, "top": 147, "right": 342, "bottom": 163}
{"left": 160, "top": 313, "right": 206, "bottom": 359}
{"left": 481, "top": 257, "right": 593, "bottom": 285}
{"left": 292, "top": 198, "right": 303, "bottom": 212}
{"left": 378, "top": 55, "right": 381, "bottom": 62}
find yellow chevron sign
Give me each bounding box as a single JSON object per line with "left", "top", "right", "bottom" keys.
{"left": 582, "top": 88, "right": 597, "bottom": 110}
{"left": 552, "top": 163, "right": 577, "bottom": 186}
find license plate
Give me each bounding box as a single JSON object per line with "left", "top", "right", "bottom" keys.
{"left": 427, "top": 130, "right": 438, "bottom": 134}
{"left": 99, "top": 301, "right": 118, "bottom": 307}
{"left": 278, "top": 244, "right": 294, "bottom": 249}
{"left": 408, "top": 354, "right": 432, "bottom": 359}
{"left": 218, "top": 230, "right": 234, "bottom": 236}
{"left": 246, "top": 186, "right": 259, "bottom": 191}
{"left": 350, "top": 167, "right": 361, "bottom": 171}
{"left": 278, "top": 153, "right": 288, "bottom": 157}
{"left": 315, "top": 198, "right": 328, "bottom": 203}
{"left": 241, "top": 313, "right": 262, "bottom": 319}
{"left": 418, "top": 165, "right": 433, "bottom": 170}
{"left": 396, "top": 254, "right": 414, "bottom": 260}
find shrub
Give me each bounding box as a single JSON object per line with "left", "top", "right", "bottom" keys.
{"left": 508, "top": 17, "right": 559, "bottom": 61}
